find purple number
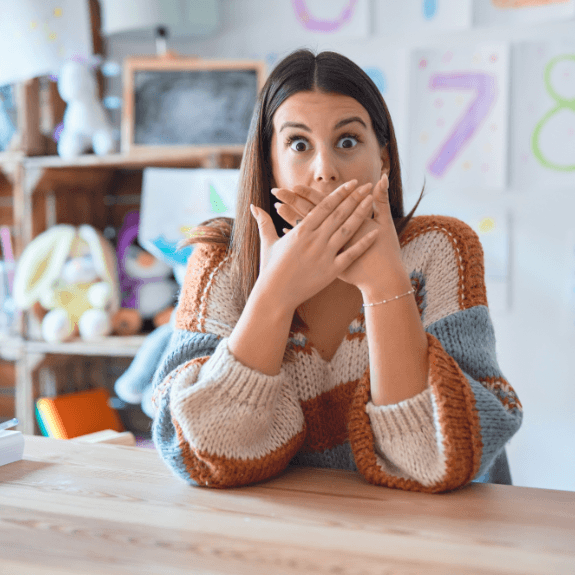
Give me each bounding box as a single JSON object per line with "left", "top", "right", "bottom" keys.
{"left": 292, "top": 0, "right": 358, "bottom": 32}
{"left": 427, "top": 73, "right": 497, "bottom": 177}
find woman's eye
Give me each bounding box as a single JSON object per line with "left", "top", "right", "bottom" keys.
{"left": 337, "top": 136, "right": 358, "bottom": 149}
{"left": 289, "top": 138, "right": 310, "bottom": 152}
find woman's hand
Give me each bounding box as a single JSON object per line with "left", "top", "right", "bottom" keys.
{"left": 251, "top": 181, "right": 380, "bottom": 311}
{"left": 272, "top": 174, "right": 405, "bottom": 291}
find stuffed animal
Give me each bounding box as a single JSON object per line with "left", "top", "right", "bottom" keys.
{"left": 13, "top": 224, "right": 120, "bottom": 342}
{"left": 114, "top": 236, "right": 188, "bottom": 418}
{"left": 57, "top": 60, "right": 115, "bottom": 159}
{"left": 114, "top": 310, "right": 175, "bottom": 419}
{"left": 116, "top": 210, "right": 178, "bottom": 330}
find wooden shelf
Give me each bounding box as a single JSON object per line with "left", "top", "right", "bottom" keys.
{"left": 22, "top": 148, "right": 243, "bottom": 170}
{"left": 25, "top": 335, "right": 147, "bottom": 357}
{"left": 0, "top": 335, "right": 24, "bottom": 361}
{"left": 0, "top": 151, "right": 24, "bottom": 166}
{"left": 3, "top": 145, "right": 239, "bottom": 433}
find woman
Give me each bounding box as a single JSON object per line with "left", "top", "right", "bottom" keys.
{"left": 151, "top": 49, "right": 522, "bottom": 491}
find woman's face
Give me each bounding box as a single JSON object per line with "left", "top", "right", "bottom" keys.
{"left": 270, "top": 90, "right": 389, "bottom": 197}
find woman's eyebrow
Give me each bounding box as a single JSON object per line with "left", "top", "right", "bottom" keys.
{"left": 279, "top": 121, "right": 311, "bottom": 133}
{"left": 334, "top": 116, "right": 367, "bottom": 130}
{"left": 278, "top": 116, "right": 367, "bottom": 133}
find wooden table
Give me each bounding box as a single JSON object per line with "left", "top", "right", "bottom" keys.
{"left": 0, "top": 436, "right": 573, "bottom": 575}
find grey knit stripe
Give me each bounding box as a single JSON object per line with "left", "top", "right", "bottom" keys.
{"left": 426, "top": 305, "right": 522, "bottom": 478}
{"left": 151, "top": 330, "right": 221, "bottom": 484}
{"left": 289, "top": 441, "right": 358, "bottom": 472}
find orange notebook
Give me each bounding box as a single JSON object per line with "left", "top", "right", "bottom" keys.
{"left": 36, "top": 388, "right": 124, "bottom": 439}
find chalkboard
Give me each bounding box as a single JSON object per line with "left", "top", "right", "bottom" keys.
{"left": 122, "top": 57, "right": 265, "bottom": 154}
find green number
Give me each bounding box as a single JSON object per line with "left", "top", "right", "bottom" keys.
{"left": 531, "top": 54, "right": 575, "bottom": 172}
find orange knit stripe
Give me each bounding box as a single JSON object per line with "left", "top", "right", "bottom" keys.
{"left": 175, "top": 243, "right": 229, "bottom": 333}
{"left": 480, "top": 376, "right": 523, "bottom": 413}
{"left": 173, "top": 417, "right": 306, "bottom": 489}
{"left": 349, "top": 334, "right": 483, "bottom": 493}
{"left": 299, "top": 379, "right": 359, "bottom": 453}
{"left": 400, "top": 215, "right": 488, "bottom": 311}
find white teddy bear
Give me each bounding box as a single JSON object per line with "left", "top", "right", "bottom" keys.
{"left": 57, "top": 60, "right": 115, "bottom": 159}
{"left": 13, "top": 225, "right": 120, "bottom": 343}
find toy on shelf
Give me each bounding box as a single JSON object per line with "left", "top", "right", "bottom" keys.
{"left": 13, "top": 224, "right": 121, "bottom": 342}
{"left": 115, "top": 210, "right": 178, "bottom": 335}
{"left": 56, "top": 60, "right": 116, "bottom": 159}
{"left": 36, "top": 387, "right": 124, "bottom": 439}
{"left": 114, "top": 311, "right": 175, "bottom": 419}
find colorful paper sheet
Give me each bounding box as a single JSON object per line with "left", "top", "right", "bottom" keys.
{"left": 289, "top": 0, "right": 370, "bottom": 38}
{"left": 511, "top": 41, "right": 575, "bottom": 190}
{"left": 0, "top": 2, "right": 92, "bottom": 86}
{"left": 378, "top": 0, "right": 472, "bottom": 34}
{"left": 138, "top": 168, "right": 240, "bottom": 273}
{"left": 408, "top": 43, "right": 510, "bottom": 193}
{"left": 415, "top": 189, "right": 511, "bottom": 313}
{"left": 474, "top": 0, "right": 575, "bottom": 26}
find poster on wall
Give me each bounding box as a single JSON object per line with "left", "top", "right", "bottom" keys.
{"left": 0, "top": 1, "right": 93, "bottom": 86}
{"left": 347, "top": 50, "right": 410, "bottom": 174}
{"left": 474, "top": 0, "right": 575, "bottom": 26}
{"left": 139, "top": 168, "right": 240, "bottom": 275}
{"left": 453, "top": 205, "right": 511, "bottom": 314}
{"left": 288, "top": 0, "right": 370, "bottom": 38}
{"left": 408, "top": 43, "right": 510, "bottom": 193}
{"left": 416, "top": 190, "right": 511, "bottom": 313}
{"left": 379, "top": 0, "right": 472, "bottom": 35}
{"left": 511, "top": 41, "right": 575, "bottom": 190}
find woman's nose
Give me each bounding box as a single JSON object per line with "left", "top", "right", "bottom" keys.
{"left": 313, "top": 147, "right": 339, "bottom": 183}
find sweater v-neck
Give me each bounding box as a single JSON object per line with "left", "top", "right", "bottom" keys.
{"left": 298, "top": 304, "right": 366, "bottom": 364}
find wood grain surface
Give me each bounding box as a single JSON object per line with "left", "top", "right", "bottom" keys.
{"left": 0, "top": 436, "right": 573, "bottom": 575}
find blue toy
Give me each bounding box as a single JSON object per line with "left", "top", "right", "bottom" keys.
{"left": 114, "top": 311, "right": 175, "bottom": 418}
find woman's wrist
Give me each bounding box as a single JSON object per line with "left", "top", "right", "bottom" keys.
{"left": 359, "top": 266, "right": 412, "bottom": 304}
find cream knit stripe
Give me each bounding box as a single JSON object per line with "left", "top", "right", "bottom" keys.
{"left": 196, "top": 254, "right": 232, "bottom": 331}
{"left": 170, "top": 338, "right": 305, "bottom": 461}
{"left": 400, "top": 228, "right": 464, "bottom": 329}
{"left": 365, "top": 387, "right": 447, "bottom": 487}
{"left": 198, "top": 255, "right": 242, "bottom": 339}
{"left": 286, "top": 334, "right": 369, "bottom": 402}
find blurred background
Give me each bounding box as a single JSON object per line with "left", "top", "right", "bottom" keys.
{"left": 0, "top": 0, "right": 573, "bottom": 491}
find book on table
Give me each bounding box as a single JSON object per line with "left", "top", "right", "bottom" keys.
{"left": 0, "top": 430, "right": 24, "bottom": 467}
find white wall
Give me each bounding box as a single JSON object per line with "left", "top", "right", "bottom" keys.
{"left": 106, "top": 1, "right": 575, "bottom": 491}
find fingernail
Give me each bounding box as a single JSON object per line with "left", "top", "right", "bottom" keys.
{"left": 271, "top": 188, "right": 278, "bottom": 196}
{"left": 274, "top": 202, "right": 281, "bottom": 210}
{"left": 358, "top": 184, "right": 372, "bottom": 196}
{"left": 250, "top": 204, "right": 257, "bottom": 217}
{"left": 346, "top": 179, "right": 358, "bottom": 189}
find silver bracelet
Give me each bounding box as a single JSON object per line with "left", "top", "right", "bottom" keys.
{"left": 362, "top": 288, "right": 415, "bottom": 308}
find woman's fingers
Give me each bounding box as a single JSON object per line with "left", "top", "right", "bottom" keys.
{"left": 292, "top": 184, "right": 331, "bottom": 207}
{"left": 334, "top": 228, "right": 379, "bottom": 272}
{"left": 271, "top": 179, "right": 357, "bottom": 220}
{"left": 273, "top": 179, "right": 373, "bottom": 250}
{"left": 317, "top": 182, "right": 372, "bottom": 239}
{"left": 326, "top": 192, "right": 374, "bottom": 253}
{"left": 274, "top": 202, "right": 301, "bottom": 228}
{"left": 296, "top": 181, "right": 358, "bottom": 231}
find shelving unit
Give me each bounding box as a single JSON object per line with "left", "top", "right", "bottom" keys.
{"left": 0, "top": 148, "right": 242, "bottom": 434}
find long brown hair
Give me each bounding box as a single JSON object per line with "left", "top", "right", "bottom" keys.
{"left": 184, "top": 49, "right": 425, "bottom": 343}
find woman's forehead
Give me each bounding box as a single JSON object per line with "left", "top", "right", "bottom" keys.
{"left": 273, "top": 91, "right": 372, "bottom": 131}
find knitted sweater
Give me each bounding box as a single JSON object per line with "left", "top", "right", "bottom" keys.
{"left": 151, "top": 214, "right": 522, "bottom": 492}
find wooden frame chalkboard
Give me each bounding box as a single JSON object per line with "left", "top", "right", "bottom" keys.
{"left": 121, "top": 55, "right": 266, "bottom": 157}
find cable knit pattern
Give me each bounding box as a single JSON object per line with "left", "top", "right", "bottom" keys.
{"left": 151, "top": 215, "right": 522, "bottom": 491}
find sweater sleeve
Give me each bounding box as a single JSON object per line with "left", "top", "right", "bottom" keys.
{"left": 348, "top": 216, "right": 523, "bottom": 493}
{"left": 151, "top": 243, "right": 306, "bottom": 488}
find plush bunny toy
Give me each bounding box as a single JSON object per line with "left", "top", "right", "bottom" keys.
{"left": 13, "top": 224, "right": 120, "bottom": 342}
{"left": 57, "top": 60, "right": 115, "bottom": 159}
